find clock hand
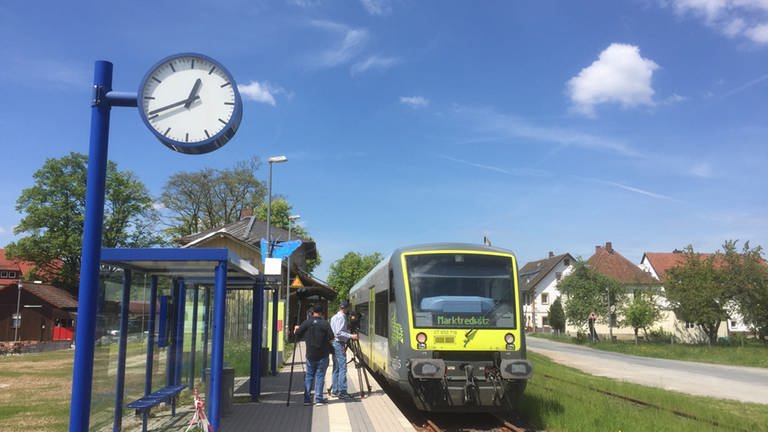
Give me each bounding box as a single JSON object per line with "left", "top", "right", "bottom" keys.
{"left": 148, "top": 96, "right": 200, "bottom": 116}
{"left": 184, "top": 78, "right": 202, "bottom": 108}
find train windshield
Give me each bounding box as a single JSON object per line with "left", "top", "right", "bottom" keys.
{"left": 405, "top": 253, "right": 516, "bottom": 329}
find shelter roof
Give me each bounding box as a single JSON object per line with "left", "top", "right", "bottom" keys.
{"left": 100, "top": 248, "right": 259, "bottom": 289}
{"left": 588, "top": 242, "right": 658, "bottom": 285}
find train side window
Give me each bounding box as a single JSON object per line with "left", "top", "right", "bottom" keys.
{"left": 388, "top": 268, "right": 395, "bottom": 302}
{"left": 356, "top": 304, "right": 369, "bottom": 335}
{"left": 374, "top": 290, "right": 388, "bottom": 337}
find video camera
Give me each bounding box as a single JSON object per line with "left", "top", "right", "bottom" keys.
{"left": 348, "top": 310, "right": 363, "bottom": 333}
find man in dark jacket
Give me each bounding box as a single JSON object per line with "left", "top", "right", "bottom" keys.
{"left": 293, "top": 304, "right": 334, "bottom": 406}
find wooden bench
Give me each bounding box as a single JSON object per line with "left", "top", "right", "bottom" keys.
{"left": 127, "top": 384, "right": 187, "bottom": 432}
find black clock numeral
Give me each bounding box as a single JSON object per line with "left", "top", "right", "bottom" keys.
{"left": 144, "top": 96, "right": 155, "bottom": 100}
{"left": 209, "top": 66, "right": 216, "bottom": 75}
{"left": 218, "top": 118, "right": 227, "bottom": 125}
{"left": 224, "top": 102, "right": 234, "bottom": 106}
{"left": 170, "top": 63, "right": 176, "bottom": 73}
{"left": 205, "top": 129, "right": 210, "bottom": 138}
{"left": 191, "top": 59, "right": 195, "bottom": 69}
{"left": 148, "top": 114, "right": 159, "bottom": 121}
{"left": 220, "top": 82, "right": 231, "bottom": 88}
{"left": 164, "top": 127, "right": 171, "bottom": 136}
{"left": 152, "top": 76, "right": 161, "bottom": 83}
{"left": 185, "top": 133, "right": 189, "bottom": 142}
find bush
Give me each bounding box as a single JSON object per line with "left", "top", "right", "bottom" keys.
{"left": 647, "top": 327, "right": 673, "bottom": 343}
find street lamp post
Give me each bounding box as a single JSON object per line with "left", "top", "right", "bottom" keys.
{"left": 285, "top": 214, "right": 300, "bottom": 341}
{"left": 14, "top": 281, "right": 22, "bottom": 342}
{"left": 266, "top": 155, "right": 287, "bottom": 376}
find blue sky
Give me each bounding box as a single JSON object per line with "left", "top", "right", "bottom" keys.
{"left": 1, "top": 0, "right": 767, "bottom": 280}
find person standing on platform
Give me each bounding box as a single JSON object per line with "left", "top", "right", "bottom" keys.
{"left": 330, "top": 300, "right": 358, "bottom": 399}
{"left": 294, "top": 304, "right": 334, "bottom": 406}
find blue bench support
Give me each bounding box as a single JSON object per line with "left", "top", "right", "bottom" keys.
{"left": 127, "top": 384, "right": 187, "bottom": 432}
{"left": 190, "top": 286, "right": 199, "bottom": 387}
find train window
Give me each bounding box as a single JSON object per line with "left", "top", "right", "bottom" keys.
{"left": 356, "top": 304, "right": 369, "bottom": 335}
{"left": 405, "top": 253, "right": 516, "bottom": 329}
{"left": 374, "top": 291, "right": 388, "bottom": 337}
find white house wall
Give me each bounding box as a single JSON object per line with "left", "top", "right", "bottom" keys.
{"left": 523, "top": 261, "right": 573, "bottom": 330}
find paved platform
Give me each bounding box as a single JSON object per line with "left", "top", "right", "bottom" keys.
{"left": 221, "top": 342, "right": 414, "bottom": 431}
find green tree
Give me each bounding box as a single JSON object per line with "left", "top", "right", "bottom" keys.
{"left": 557, "top": 259, "right": 625, "bottom": 332}
{"left": 5, "top": 152, "right": 162, "bottom": 294}
{"left": 721, "top": 240, "right": 768, "bottom": 340}
{"left": 327, "top": 251, "right": 383, "bottom": 309}
{"left": 622, "top": 291, "right": 662, "bottom": 344}
{"left": 548, "top": 296, "right": 566, "bottom": 335}
{"left": 665, "top": 245, "right": 730, "bottom": 344}
{"left": 160, "top": 158, "right": 265, "bottom": 238}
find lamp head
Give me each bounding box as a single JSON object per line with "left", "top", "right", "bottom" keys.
{"left": 268, "top": 155, "right": 288, "bottom": 164}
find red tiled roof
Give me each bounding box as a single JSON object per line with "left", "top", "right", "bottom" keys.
{"left": 643, "top": 251, "right": 716, "bottom": 282}
{"left": 21, "top": 282, "right": 78, "bottom": 309}
{"left": 0, "top": 249, "right": 56, "bottom": 284}
{"left": 588, "top": 242, "right": 658, "bottom": 285}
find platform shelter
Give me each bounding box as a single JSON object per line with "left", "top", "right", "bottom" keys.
{"left": 85, "top": 247, "right": 259, "bottom": 431}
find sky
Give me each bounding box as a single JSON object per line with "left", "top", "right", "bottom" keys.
{"left": 1, "top": 0, "right": 767, "bottom": 281}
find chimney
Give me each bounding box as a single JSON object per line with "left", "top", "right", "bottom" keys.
{"left": 240, "top": 208, "right": 253, "bottom": 220}
{"left": 595, "top": 245, "right": 601, "bottom": 252}
{"left": 605, "top": 242, "right": 613, "bottom": 253}
{"left": 548, "top": 251, "right": 554, "bottom": 258}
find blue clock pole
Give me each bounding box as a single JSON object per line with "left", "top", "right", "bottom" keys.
{"left": 69, "top": 61, "right": 137, "bottom": 432}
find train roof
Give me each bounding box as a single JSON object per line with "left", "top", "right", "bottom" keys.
{"left": 390, "top": 242, "right": 517, "bottom": 257}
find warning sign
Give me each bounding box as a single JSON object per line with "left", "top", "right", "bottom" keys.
{"left": 291, "top": 275, "right": 304, "bottom": 288}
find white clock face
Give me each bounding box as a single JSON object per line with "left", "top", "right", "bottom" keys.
{"left": 139, "top": 54, "right": 241, "bottom": 150}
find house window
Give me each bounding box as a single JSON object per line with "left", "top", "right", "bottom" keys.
{"left": 555, "top": 272, "right": 562, "bottom": 281}
{"left": 564, "top": 258, "right": 570, "bottom": 266}
{"left": 8, "top": 271, "right": 16, "bottom": 279}
{"left": 730, "top": 320, "right": 737, "bottom": 328}
{"left": 685, "top": 321, "right": 695, "bottom": 329}
{"left": 0, "top": 271, "right": 7, "bottom": 278}
{"left": 541, "top": 293, "right": 549, "bottom": 305}
{"left": 542, "top": 316, "right": 550, "bottom": 326}
{"left": 523, "top": 293, "right": 531, "bottom": 305}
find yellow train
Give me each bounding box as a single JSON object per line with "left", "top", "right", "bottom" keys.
{"left": 349, "top": 243, "right": 532, "bottom": 412}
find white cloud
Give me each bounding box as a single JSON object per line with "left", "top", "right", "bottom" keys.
{"left": 360, "top": 0, "right": 392, "bottom": 15}
{"left": 237, "top": 81, "right": 286, "bottom": 106}
{"left": 400, "top": 96, "right": 429, "bottom": 107}
{"left": 689, "top": 162, "right": 714, "bottom": 178}
{"left": 669, "top": 0, "right": 768, "bottom": 45}
{"left": 0, "top": 226, "right": 7, "bottom": 235}
{"left": 567, "top": 43, "right": 659, "bottom": 116}
{"left": 308, "top": 20, "right": 369, "bottom": 69}
{"left": 351, "top": 55, "right": 399, "bottom": 75}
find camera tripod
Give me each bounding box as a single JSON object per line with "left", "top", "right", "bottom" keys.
{"left": 348, "top": 338, "right": 372, "bottom": 398}
{"left": 327, "top": 337, "right": 372, "bottom": 398}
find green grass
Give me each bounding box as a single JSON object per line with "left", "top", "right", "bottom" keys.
{"left": 521, "top": 352, "right": 768, "bottom": 431}
{"left": 530, "top": 333, "right": 768, "bottom": 368}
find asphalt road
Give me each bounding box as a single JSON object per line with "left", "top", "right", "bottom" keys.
{"left": 526, "top": 337, "right": 768, "bottom": 404}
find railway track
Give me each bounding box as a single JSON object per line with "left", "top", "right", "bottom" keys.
{"left": 418, "top": 412, "right": 530, "bottom": 432}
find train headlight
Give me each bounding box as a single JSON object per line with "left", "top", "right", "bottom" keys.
{"left": 504, "top": 333, "right": 516, "bottom": 350}
{"left": 416, "top": 332, "right": 427, "bottom": 348}
{"left": 410, "top": 359, "right": 446, "bottom": 379}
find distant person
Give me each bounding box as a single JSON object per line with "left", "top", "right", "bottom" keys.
{"left": 588, "top": 312, "right": 599, "bottom": 342}
{"left": 294, "top": 304, "right": 334, "bottom": 406}
{"left": 330, "top": 300, "right": 358, "bottom": 399}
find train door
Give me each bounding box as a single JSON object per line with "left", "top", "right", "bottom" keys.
{"left": 368, "top": 287, "right": 375, "bottom": 358}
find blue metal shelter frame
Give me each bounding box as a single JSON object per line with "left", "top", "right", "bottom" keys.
{"left": 99, "top": 248, "right": 259, "bottom": 431}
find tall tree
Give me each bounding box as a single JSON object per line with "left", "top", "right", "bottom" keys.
{"left": 721, "top": 240, "right": 768, "bottom": 340}
{"left": 557, "top": 258, "right": 625, "bottom": 331}
{"left": 5, "top": 152, "right": 162, "bottom": 294}
{"left": 327, "top": 252, "right": 383, "bottom": 309}
{"left": 665, "top": 245, "right": 730, "bottom": 344}
{"left": 160, "top": 158, "right": 265, "bottom": 238}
